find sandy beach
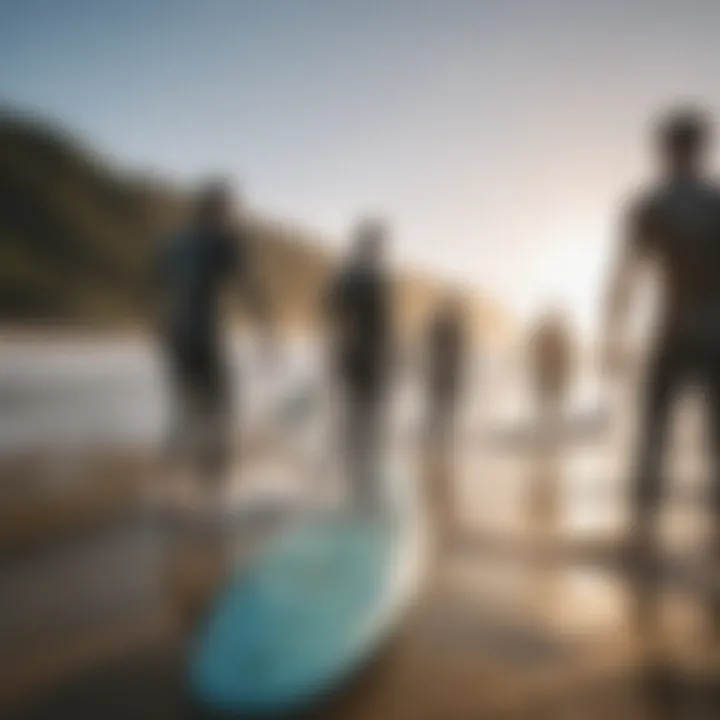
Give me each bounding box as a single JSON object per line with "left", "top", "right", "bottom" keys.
{"left": 0, "top": 337, "right": 718, "bottom": 719}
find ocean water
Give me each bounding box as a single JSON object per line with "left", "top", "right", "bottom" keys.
{"left": 0, "top": 335, "right": 712, "bottom": 548}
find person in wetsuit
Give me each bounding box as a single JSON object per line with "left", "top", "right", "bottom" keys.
{"left": 326, "top": 219, "right": 392, "bottom": 506}
{"left": 526, "top": 309, "right": 573, "bottom": 529}
{"left": 602, "top": 108, "right": 720, "bottom": 635}
{"left": 530, "top": 308, "right": 573, "bottom": 429}
{"left": 425, "top": 296, "right": 467, "bottom": 454}
{"left": 155, "top": 181, "right": 270, "bottom": 493}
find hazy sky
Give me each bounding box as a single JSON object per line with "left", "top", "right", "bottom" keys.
{"left": 3, "top": 0, "right": 720, "bottom": 333}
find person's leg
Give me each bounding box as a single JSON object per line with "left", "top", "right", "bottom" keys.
{"left": 436, "top": 381, "right": 459, "bottom": 452}
{"left": 163, "top": 345, "right": 192, "bottom": 470}
{"left": 546, "top": 375, "right": 567, "bottom": 439}
{"left": 435, "top": 389, "right": 459, "bottom": 536}
{"left": 630, "top": 345, "right": 679, "bottom": 639}
{"left": 368, "top": 380, "right": 388, "bottom": 504}
{"left": 703, "top": 350, "right": 720, "bottom": 640}
{"left": 440, "top": 393, "right": 454, "bottom": 453}
{"left": 162, "top": 377, "right": 205, "bottom": 511}
{"left": 197, "top": 353, "right": 234, "bottom": 492}
{"left": 342, "top": 378, "right": 362, "bottom": 502}
{"left": 346, "top": 370, "right": 387, "bottom": 510}
{"left": 633, "top": 349, "right": 678, "bottom": 536}
{"left": 535, "top": 379, "right": 560, "bottom": 446}
{"left": 159, "top": 341, "right": 209, "bottom": 511}
{"left": 169, "top": 340, "right": 228, "bottom": 503}
{"left": 426, "top": 386, "right": 445, "bottom": 454}
{"left": 353, "top": 381, "right": 381, "bottom": 509}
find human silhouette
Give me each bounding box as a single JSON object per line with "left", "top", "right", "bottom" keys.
{"left": 530, "top": 308, "right": 573, "bottom": 434}
{"left": 424, "top": 295, "right": 467, "bottom": 455}
{"left": 154, "top": 180, "right": 271, "bottom": 500}
{"left": 325, "top": 219, "right": 392, "bottom": 507}
{"left": 602, "top": 108, "right": 720, "bottom": 638}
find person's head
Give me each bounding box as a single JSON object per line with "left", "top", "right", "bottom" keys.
{"left": 655, "top": 107, "right": 711, "bottom": 178}
{"left": 350, "top": 217, "right": 387, "bottom": 269}
{"left": 193, "top": 179, "right": 234, "bottom": 230}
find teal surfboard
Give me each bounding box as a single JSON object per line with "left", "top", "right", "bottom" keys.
{"left": 189, "top": 471, "right": 424, "bottom": 715}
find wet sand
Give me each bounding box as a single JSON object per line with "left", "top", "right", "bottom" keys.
{"left": 1, "top": 342, "right": 719, "bottom": 718}
{"left": 2, "top": 440, "right": 719, "bottom": 719}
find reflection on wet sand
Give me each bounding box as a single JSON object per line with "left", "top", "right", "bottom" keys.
{"left": 0, "top": 350, "right": 719, "bottom": 719}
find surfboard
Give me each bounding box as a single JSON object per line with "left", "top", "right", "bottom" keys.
{"left": 189, "top": 466, "right": 424, "bottom": 715}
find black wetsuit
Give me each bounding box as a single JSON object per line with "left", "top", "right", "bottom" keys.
{"left": 157, "top": 228, "right": 241, "bottom": 384}
{"left": 327, "top": 263, "right": 391, "bottom": 498}
{"left": 327, "top": 264, "right": 390, "bottom": 399}
{"left": 627, "top": 178, "right": 720, "bottom": 528}
{"left": 426, "top": 311, "right": 465, "bottom": 446}
{"left": 155, "top": 226, "right": 243, "bottom": 472}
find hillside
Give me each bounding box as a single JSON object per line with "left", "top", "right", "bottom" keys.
{"left": 0, "top": 108, "right": 512, "bottom": 340}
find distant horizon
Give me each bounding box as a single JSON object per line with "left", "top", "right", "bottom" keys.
{"left": 4, "top": 1, "right": 720, "bottom": 337}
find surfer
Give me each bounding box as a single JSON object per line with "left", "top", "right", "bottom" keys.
{"left": 601, "top": 107, "right": 720, "bottom": 637}
{"left": 325, "top": 219, "right": 392, "bottom": 507}
{"left": 154, "top": 180, "right": 272, "bottom": 501}
{"left": 529, "top": 307, "right": 573, "bottom": 432}
{"left": 526, "top": 308, "right": 572, "bottom": 531}
{"left": 424, "top": 295, "right": 467, "bottom": 455}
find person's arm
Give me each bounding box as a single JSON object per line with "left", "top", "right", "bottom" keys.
{"left": 600, "top": 200, "right": 652, "bottom": 377}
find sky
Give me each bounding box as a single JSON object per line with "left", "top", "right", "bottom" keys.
{"left": 3, "top": 0, "right": 720, "bottom": 335}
